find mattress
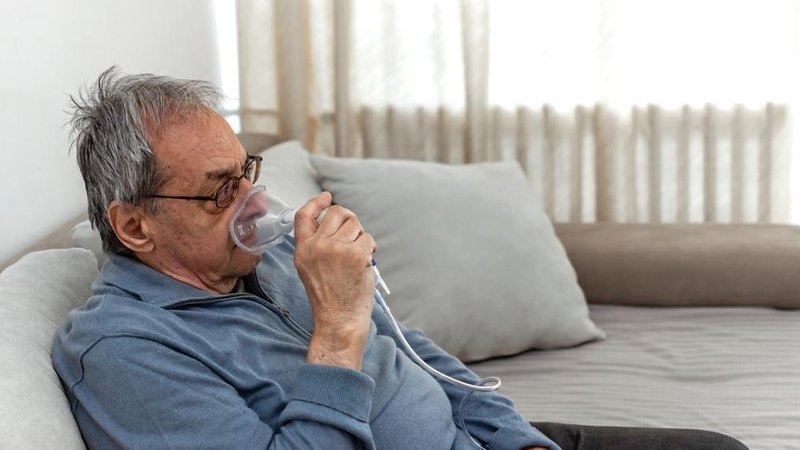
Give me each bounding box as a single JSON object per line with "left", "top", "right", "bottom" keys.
{"left": 468, "top": 305, "right": 800, "bottom": 450}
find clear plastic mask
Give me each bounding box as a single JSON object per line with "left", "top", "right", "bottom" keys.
{"left": 229, "top": 185, "right": 296, "bottom": 255}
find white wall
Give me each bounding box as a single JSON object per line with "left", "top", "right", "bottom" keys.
{"left": 0, "top": 0, "right": 221, "bottom": 263}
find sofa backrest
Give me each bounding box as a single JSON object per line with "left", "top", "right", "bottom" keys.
{"left": 0, "top": 249, "right": 97, "bottom": 449}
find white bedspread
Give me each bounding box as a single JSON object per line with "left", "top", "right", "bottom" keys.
{"left": 468, "top": 305, "right": 800, "bottom": 450}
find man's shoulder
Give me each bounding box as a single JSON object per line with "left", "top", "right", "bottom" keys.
{"left": 51, "top": 288, "right": 182, "bottom": 386}
{"left": 64, "top": 288, "right": 180, "bottom": 339}
{"left": 57, "top": 244, "right": 297, "bottom": 356}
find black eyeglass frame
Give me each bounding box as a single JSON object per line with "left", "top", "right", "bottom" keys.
{"left": 148, "top": 154, "right": 262, "bottom": 208}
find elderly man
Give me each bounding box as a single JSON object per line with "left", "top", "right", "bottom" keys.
{"left": 53, "top": 69, "right": 746, "bottom": 450}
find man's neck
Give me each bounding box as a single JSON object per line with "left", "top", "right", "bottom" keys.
{"left": 134, "top": 253, "right": 239, "bottom": 294}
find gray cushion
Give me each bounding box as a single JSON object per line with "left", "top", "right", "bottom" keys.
{"left": 310, "top": 156, "right": 605, "bottom": 362}
{"left": 0, "top": 249, "right": 97, "bottom": 449}
{"left": 556, "top": 223, "right": 800, "bottom": 308}
{"left": 72, "top": 221, "right": 105, "bottom": 269}
{"left": 258, "top": 140, "right": 324, "bottom": 209}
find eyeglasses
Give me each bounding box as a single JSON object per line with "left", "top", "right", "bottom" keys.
{"left": 149, "top": 154, "right": 262, "bottom": 208}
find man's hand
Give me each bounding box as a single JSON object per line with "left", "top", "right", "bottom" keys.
{"left": 294, "top": 192, "right": 377, "bottom": 371}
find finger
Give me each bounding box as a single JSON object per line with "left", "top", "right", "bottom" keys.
{"left": 354, "top": 232, "right": 377, "bottom": 265}
{"left": 317, "top": 205, "right": 358, "bottom": 236}
{"left": 294, "top": 192, "right": 332, "bottom": 241}
{"left": 333, "top": 216, "right": 365, "bottom": 242}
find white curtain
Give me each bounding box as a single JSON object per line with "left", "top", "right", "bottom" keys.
{"left": 236, "top": 0, "right": 798, "bottom": 223}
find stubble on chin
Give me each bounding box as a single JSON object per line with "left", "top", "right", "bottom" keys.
{"left": 233, "top": 250, "right": 262, "bottom": 276}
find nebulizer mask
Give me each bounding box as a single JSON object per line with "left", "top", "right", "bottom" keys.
{"left": 230, "top": 185, "right": 299, "bottom": 254}
{"left": 230, "top": 185, "right": 501, "bottom": 448}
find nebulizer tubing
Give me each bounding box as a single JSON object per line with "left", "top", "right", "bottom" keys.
{"left": 230, "top": 186, "right": 500, "bottom": 448}
{"left": 372, "top": 290, "right": 499, "bottom": 449}
{"left": 372, "top": 289, "right": 500, "bottom": 393}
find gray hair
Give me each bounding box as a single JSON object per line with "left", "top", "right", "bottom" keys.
{"left": 69, "top": 66, "right": 223, "bottom": 255}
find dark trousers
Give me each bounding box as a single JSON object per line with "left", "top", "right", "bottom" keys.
{"left": 531, "top": 422, "right": 749, "bottom": 450}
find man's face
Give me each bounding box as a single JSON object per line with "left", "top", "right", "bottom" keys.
{"left": 144, "top": 111, "right": 261, "bottom": 290}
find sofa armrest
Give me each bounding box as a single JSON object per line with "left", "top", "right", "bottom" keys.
{"left": 554, "top": 223, "right": 800, "bottom": 309}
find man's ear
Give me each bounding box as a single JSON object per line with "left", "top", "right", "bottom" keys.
{"left": 107, "top": 200, "right": 156, "bottom": 253}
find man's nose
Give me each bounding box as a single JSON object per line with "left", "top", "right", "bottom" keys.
{"left": 239, "top": 186, "right": 268, "bottom": 221}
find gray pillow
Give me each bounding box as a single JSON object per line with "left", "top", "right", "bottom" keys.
{"left": 72, "top": 220, "right": 105, "bottom": 269}
{"left": 258, "top": 140, "right": 323, "bottom": 209}
{"left": 310, "top": 156, "right": 605, "bottom": 362}
{"left": 0, "top": 248, "right": 97, "bottom": 449}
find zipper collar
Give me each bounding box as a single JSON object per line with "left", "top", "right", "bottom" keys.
{"left": 97, "top": 253, "right": 252, "bottom": 308}
{"left": 97, "top": 236, "right": 300, "bottom": 309}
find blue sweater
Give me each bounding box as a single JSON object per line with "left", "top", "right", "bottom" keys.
{"left": 52, "top": 238, "right": 557, "bottom": 449}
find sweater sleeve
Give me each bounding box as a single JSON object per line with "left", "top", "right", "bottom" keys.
{"left": 371, "top": 300, "right": 559, "bottom": 450}
{"left": 68, "top": 336, "right": 376, "bottom": 449}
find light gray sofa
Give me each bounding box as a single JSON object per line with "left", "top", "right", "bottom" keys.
{"left": 1, "top": 135, "right": 798, "bottom": 450}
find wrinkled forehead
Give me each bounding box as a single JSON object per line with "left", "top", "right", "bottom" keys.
{"left": 151, "top": 111, "right": 246, "bottom": 188}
